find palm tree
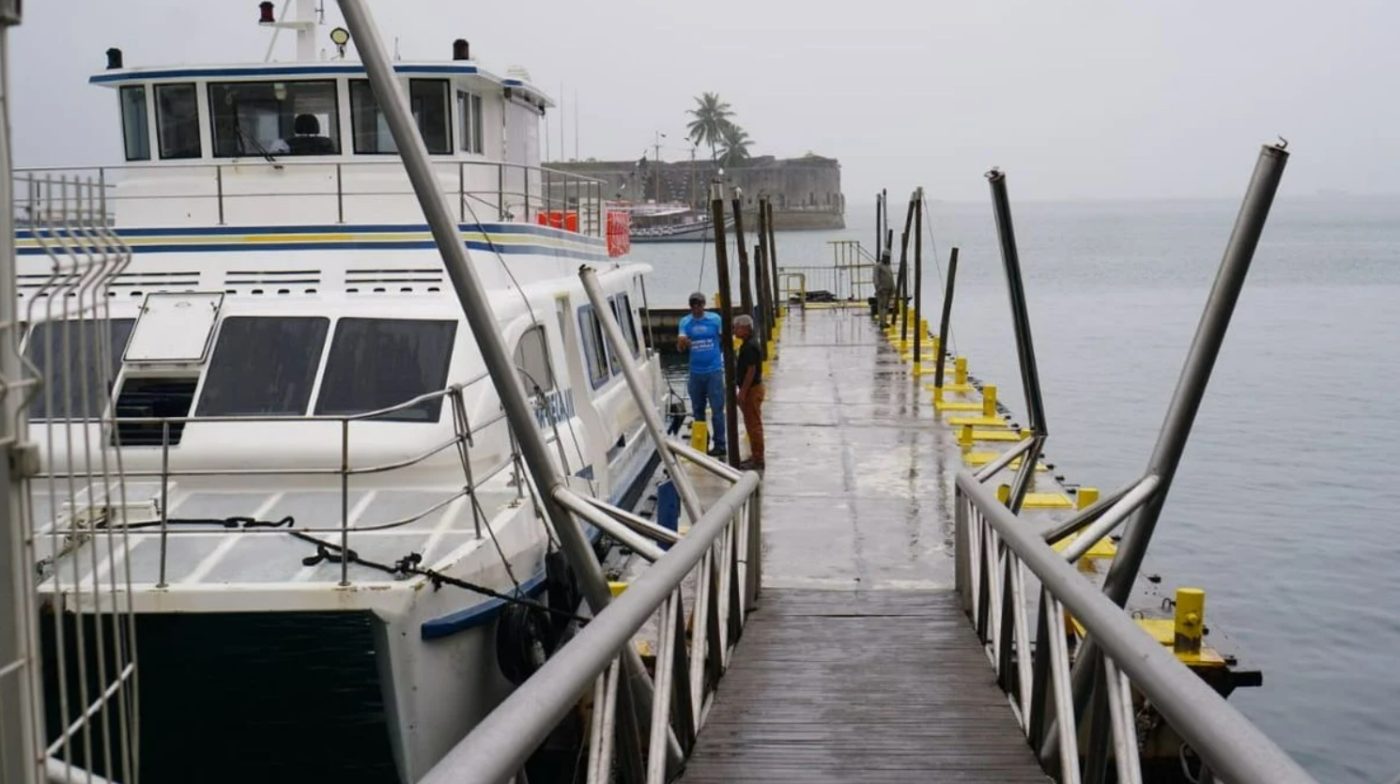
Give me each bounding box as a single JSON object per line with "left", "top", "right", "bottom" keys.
{"left": 718, "top": 123, "right": 752, "bottom": 167}
{"left": 686, "top": 92, "right": 733, "bottom": 161}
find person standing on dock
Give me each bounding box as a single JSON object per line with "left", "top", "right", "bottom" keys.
{"left": 874, "top": 250, "right": 895, "bottom": 326}
{"left": 733, "top": 314, "right": 765, "bottom": 470}
{"left": 677, "top": 291, "right": 728, "bottom": 457}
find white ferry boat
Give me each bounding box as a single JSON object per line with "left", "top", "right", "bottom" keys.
{"left": 17, "top": 6, "right": 664, "bottom": 782}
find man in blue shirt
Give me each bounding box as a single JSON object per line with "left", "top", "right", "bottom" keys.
{"left": 677, "top": 291, "right": 727, "bottom": 457}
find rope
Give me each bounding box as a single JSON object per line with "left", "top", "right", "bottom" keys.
{"left": 287, "top": 529, "right": 590, "bottom": 625}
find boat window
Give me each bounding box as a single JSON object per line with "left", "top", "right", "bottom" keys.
{"left": 350, "top": 79, "right": 451, "bottom": 155}
{"left": 612, "top": 294, "right": 640, "bottom": 358}
{"left": 315, "top": 318, "right": 457, "bottom": 422}
{"left": 457, "top": 90, "right": 483, "bottom": 154}
{"left": 120, "top": 85, "right": 150, "bottom": 162}
{"left": 208, "top": 80, "right": 340, "bottom": 157}
{"left": 114, "top": 377, "right": 199, "bottom": 446}
{"left": 577, "top": 306, "right": 610, "bottom": 389}
{"left": 196, "top": 317, "right": 329, "bottom": 416}
{"left": 154, "top": 83, "right": 201, "bottom": 160}
{"left": 513, "top": 325, "right": 554, "bottom": 396}
{"left": 24, "top": 319, "right": 135, "bottom": 420}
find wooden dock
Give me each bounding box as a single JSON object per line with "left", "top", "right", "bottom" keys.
{"left": 678, "top": 306, "right": 1046, "bottom": 782}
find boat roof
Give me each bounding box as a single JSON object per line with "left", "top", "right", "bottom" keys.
{"left": 90, "top": 60, "right": 554, "bottom": 107}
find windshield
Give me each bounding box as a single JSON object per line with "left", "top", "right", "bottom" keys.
{"left": 24, "top": 319, "right": 135, "bottom": 420}
{"left": 197, "top": 317, "right": 330, "bottom": 416}
{"left": 314, "top": 318, "right": 457, "bottom": 422}
{"left": 209, "top": 80, "right": 340, "bottom": 157}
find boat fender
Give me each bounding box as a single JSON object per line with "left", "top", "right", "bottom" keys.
{"left": 495, "top": 602, "right": 551, "bottom": 686}
{"left": 497, "top": 550, "right": 583, "bottom": 685}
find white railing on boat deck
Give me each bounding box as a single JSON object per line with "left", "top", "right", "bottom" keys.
{"left": 38, "top": 372, "right": 538, "bottom": 588}
{"left": 13, "top": 159, "right": 608, "bottom": 238}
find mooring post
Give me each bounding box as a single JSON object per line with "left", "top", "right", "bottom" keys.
{"left": 709, "top": 181, "right": 741, "bottom": 467}
{"left": 732, "top": 193, "right": 754, "bottom": 318}
{"left": 934, "top": 247, "right": 960, "bottom": 389}
{"left": 754, "top": 241, "right": 770, "bottom": 357}
{"left": 913, "top": 187, "right": 924, "bottom": 365}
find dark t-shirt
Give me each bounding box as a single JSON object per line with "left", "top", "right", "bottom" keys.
{"left": 736, "top": 336, "right": 763, "bottom": 388}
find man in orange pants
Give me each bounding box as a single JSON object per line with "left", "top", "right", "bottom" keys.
{"left": 733, "top": 315, "right": 765, "bottom": 471}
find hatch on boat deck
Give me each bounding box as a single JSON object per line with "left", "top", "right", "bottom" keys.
{"left": 125, "top": 292, "right": 223, "bottom": 363}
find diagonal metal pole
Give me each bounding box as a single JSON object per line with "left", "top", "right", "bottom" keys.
{"left": 986, "top": 168, "right": 1048, "bottom": 438}
{"left": 708, "top": 182, "right": 741, "bottom": 467}
{"left": 933, "top": 246, "right": 959, "bottom": 389}
{"left": 913, "top": 187, "right": 924, "bottom": 364}
{"left": 336, "top": 2, "right": 652, "bottom": 778}
{"left": 1043, "top": 142, "right": 1291, "bottom": 768}
{"left": 1102, "top": 142, "right": 1289, "bottom": 604}
{"left": 986, "top": 170, "right": 1048, "bottom": 513}
{"left": 896, "top": 196, "right": 914, "bottom": 341}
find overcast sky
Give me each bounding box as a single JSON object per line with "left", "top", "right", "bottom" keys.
{"left": 12, "top": 1, "right": 1399, "bottom": 201}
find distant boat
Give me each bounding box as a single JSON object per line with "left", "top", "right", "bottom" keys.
{"left": 625, "top": 201, "right": 734, "bottom": 243}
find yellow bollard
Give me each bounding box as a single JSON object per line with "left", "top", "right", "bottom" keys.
{"left": 762, "top": 359, "right": 771, "bottom": 379}
{"left": 958, "top": 423, "right": 973, "bottom": 447}
{"left": 996, "top": 484, "right": 1010, "bottom": 505}
{"left": 954, "top": 357, "right": 968, "bottom": 386}
{"left": 1076, "top": 487, "right": 1100, "bottom": 510}
{"left": 690, "top": 420, "right": 709, "bottom": 452}
{"left": 981, "top": 385, "right": 998, "bottom": 417}
{"left": 1173, "top": 587, "right": 1205, "bottom": 656}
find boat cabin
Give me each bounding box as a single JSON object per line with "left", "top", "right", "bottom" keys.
{"left": 79, "top": 47, "right": 604, "bottom": 231}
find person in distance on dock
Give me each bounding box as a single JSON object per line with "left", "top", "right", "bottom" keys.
{"left": 733, "top": 315, "right": 765, "bottom": 471}
{"left": 677, "top": 291, "right": 728, "bottom": 457}
{"left": 874, "top": 249, "right": 895, "bottom": 326}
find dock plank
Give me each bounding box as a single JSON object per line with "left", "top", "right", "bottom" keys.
{"left": 678, "top": 308, "right": 1045, "bottom": 782}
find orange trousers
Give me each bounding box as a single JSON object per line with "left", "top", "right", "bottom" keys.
{"left": 739, "top": 383, "right": 766, "bottom": 464}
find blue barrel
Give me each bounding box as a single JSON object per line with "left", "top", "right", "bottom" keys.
{"left": 655, "top": 479, "right": 681, "bottom": 550}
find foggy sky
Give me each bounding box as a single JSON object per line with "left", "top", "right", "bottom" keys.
{"left": 11, "top": 1, "right": 1399, "bottom": 201}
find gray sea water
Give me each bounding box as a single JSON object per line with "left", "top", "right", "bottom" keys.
{"left": 638, "top": 195, "right": 1400, "bottom": 784}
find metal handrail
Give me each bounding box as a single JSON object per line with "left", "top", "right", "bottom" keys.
{"left": 954, "top": 473, "right": 1314, "bottom": 784}
{"left": 14, "top": 159, "right": 608, "bottom": 238}
{"left": 421, "top": 460, "right": 762, "bottom": 784}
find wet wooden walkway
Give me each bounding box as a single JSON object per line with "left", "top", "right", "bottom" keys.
{"left": 679, "top": 306, "right": 1046, "bottom": 782}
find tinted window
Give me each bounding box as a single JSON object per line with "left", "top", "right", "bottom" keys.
{"left": 209, "top": 80, "right": 340, "bottom": 157}
{"left": 155, "top": 83, "right": 201, "bottom": 159}
{"left": 120, "top": 86, "right": 150, "bottom": 161}
{"left": 578, "top": 307, "right": 609, "bottom": 388}
{"left": 351, "top": 79, "right": 451, "bottom": 154}
{"left": 612, "top": 294, "right": 640, "bottom": 358}
{"left": 197, "top": 317, "right": 329, "bottom": 416}
{"left": 513, "top": 325, "right": 554, "bottom": 396}
{"left": 25, "top": 319, "right": 135, "bottom": 420}
{"left": 315, "top": 319, "right": 457, "bottom": 421}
